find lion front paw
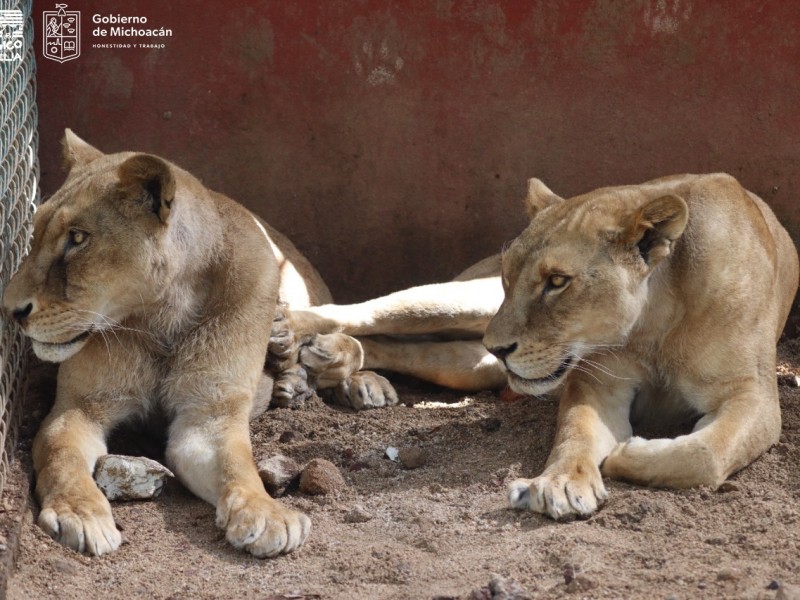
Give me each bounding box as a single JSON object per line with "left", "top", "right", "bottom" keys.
{"left": 299, "top": 333, "right": 364, "bottom": 387}
{"left": 267, "top": 303, "right": 299, "bottom": 371}
{"left": 271, "top": 364, "right": 315, "bottom": 409}
{"left": 325, "top": 370, "right": 399, "bottom": 410}
{"left": 508, "top": 461, "right": 608, "bottom": 520}
{"left": 217, "top": 487, "right": 311, "bottom": 558}
{"left": 38, "top": 488, "right": 122, "bottom": 556}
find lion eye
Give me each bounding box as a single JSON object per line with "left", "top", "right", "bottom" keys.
{"left": 67, "top": 229, "right": 89, "bottom": 247}
{"left": 546, "top": 274, "right": 571, "bottom": 290}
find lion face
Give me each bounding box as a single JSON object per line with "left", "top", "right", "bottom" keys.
{"left": 2, "top": 132, "right": 177, "bottom": 362}
{"left": 484, "top": 179, "right": 688, "bottom": 396}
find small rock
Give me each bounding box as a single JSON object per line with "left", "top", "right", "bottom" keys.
{"left": 479, "top": 417, "right": 502, "bottom": 433}
{"left": 257, "top": 455, "right": 301, "bottom": 497}
{"left": 398, "top": 447, "right": 428, "bottom": 470}
{"left": 385, "top": 447, "right": 399, "bottom": 462}
{"left": 717, "top": 568, "right": 743, "bottom": 582}
{"left": 470, "top": 574, "right": 531, "bottom": 600}
{"left": 278, "top": 430, "right": 303, "bottom": 443}
{"left": 94, "top": 455, "right": 173, "bottom": 501}
{"left": 705, "top": 536, "right": 728, "bottom": 546}
{"left": 563, "top": 564, "right": 576, "bottom": 585}
{"left": 344, "top": 505, "right": 372, "bottom": 523}
{"left": 718, "top": 481, "right": 740, "bottom": 493}
{"left": 299, "top": 458, "right": 345, "bottom": 495}
{"left": 768, "top": 581, "right": 781, "bottom": 590}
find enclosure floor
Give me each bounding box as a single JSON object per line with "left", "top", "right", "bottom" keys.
{"left": 2, "top": 343, "right": 800, "bottom": 600}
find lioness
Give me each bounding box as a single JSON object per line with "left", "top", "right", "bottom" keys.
{"left": 484, "top": 174, "right": 799, "bottom": 519}
{"left": 2, "top": 131, "right": 331, "bottom": 557}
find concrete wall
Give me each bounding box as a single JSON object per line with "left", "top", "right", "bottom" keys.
{"left": 34, "top": 0, "right": 800, "bottom": 302}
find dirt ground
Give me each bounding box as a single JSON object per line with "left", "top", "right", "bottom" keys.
{"left": 1, "top": 339, "right": 799, "bottom": 600}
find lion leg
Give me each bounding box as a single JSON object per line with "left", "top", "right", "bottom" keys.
{"left": 300, "top": 334, "right": 506, "bottom": 390}
{"left": 289, "top": 277, "right": 504, "bottom": 338}
{"left": 360, "top": 337, "right": 507, "bottom": 391}
{"left": 602, "top": 381, "right": 780, "bottom": 488}
{"left": 298, "top": 334, "right": 504, "bottom": 408}
{"left": 33, "top": 403, "right": 124, "bottom": 556}
{"left": 323, "top": 338, "right": 506, "bottom": 410}
{"left": 274, "top": 277, "right": 504, "bottom": 405}
{"left": 509, "top": 372, "right": 635, "bottom": 520}
{"left": 166, "top": 403, "right": 311, "bottom": 557}
{"left": 250, "top": 372, "right": 274, "bottom": 418}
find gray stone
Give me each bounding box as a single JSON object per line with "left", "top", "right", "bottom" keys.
{"left": 94, "top": 455, "right": 174, "bottom": 501}
{"left": 257, "top": 455, "right": 302, "bottom": 497}
{"left": 398, "top": 447, "right": 428, "bottom": 469}
{"left": 344, "top": 504, "right": 373, "bottom": 523}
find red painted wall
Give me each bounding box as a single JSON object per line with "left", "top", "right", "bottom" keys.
{"left": 34, "top": 1, "right": 800, "bottom": 302}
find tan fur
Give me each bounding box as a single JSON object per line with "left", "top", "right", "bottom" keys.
{"left": 483, "top": 173, "right": 799, "bottom": 519}
{"left": 2, "top": 131, "right": 327, "bottom": 556}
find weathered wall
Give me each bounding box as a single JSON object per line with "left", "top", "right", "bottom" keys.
{"left": 34, "top": 0, "right": 800, "bottom": 301}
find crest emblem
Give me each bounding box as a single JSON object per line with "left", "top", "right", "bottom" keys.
{"left": 43, "top": 3, "right": 80, "bottom": 63}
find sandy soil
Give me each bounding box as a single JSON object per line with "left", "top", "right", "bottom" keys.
{"left": 2, "top": 340, "right": 800, "bottom": 600}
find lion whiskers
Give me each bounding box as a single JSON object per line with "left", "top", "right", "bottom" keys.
{"left": 70, "top": 309, "right": 169, "bottom": 356}
{"left": 568, "top": 344, "right": 631, "bottom": 383}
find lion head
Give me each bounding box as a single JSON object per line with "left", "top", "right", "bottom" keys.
{"left": 484, "top": 178, "right": 688, "bottom": 396}
{"left": 2, "top": 130, "right": 181, "bottom": 362}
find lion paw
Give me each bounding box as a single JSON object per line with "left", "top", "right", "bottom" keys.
{"left": 267, "top": 303, "right": 299, "bottom": 371}
{"left": 299, "top": 333, "right": 363, "bottom": 387}
{"left": 271, "top": 364, "right": 314, "bottom": 409}
{"left": 38, "top": 488, "right": 122, "bottom": 556}
{"left": 216, "top": 487, "right": 311, "bottom": 558}
{"left": 508, "top": 462, "right": 608, "bottom": 520}
{"left": 325, "top": 371, "right": 399, "bottom": 410}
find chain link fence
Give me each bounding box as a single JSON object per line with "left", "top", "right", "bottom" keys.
{"left": 0, "top": 0, "right": 38, "bottom": 496}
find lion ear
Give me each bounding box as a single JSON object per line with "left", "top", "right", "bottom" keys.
{"left": 117, "top": 154, "right": 176, "bottom": 224}
{"left": 524, "top": 178, "right": 563, "bottom": 219}
{"left": 62, "top": 129, "right": 104, "bottom": 171}
{"left": 622, "top": 194, "right": 688, "bottom": 266}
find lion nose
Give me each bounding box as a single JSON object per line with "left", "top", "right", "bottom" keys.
{"left": 486, "top": 342, "right": 517, "bottom": 362}
{"left": 9, "top": 301, "right": 34, "bottom": 324}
